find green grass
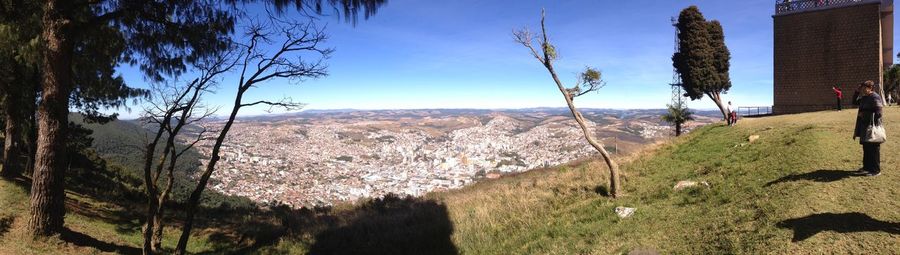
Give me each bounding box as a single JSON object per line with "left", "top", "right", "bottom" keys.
{"left": 1, "top": 108, "right": 899, "bottom": 254}
{"left": 0, "top": 178, "right": 228, "bottom": 254}
{"left": 436, "top": 108, "right": 900, "bottom": 254}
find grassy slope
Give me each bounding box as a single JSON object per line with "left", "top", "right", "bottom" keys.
{"left": 1, "top": 108, "right": 898, "bottom": 254}
{"left": 0, "top": 178, "right": 227, "bottom": 254}
{"left": 0, "top": 117, "right": 256, "bottom": 254}
{"left": 435, "top": 108, "right": 900, "bottom": 254}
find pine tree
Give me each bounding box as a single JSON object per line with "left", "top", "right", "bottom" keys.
{"left": 707, "top": 20, "right": 732, "bottom": 96}
{"left": 0, "top": 1, "right": 41, "bottom": 179}
{"left": 27, "top": 0, "right": 386, "bottom": 240}
{"left": 672, "top": 6, "right": 732, "bottom": 122}
{"left": 27, "top": 0, "right": 230, "bottom": 237}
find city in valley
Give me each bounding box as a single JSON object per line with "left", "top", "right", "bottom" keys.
{"left": 192, "top": 108, "right": 718, "bottom": 207}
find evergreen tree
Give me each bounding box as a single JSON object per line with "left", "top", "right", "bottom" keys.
{"left": 0, "top": 0, "right": 41, "bottom": 179}
{"left": 672, "top": 6, "right": 732, "bottom": 122}
{"left": 28, "top": 0, "right": 386, "bottom": 239}
{"left": 28, "top": 0, "right": 231, "bottom": 237}
{"left": 1, "top": 1, "right": 149, "bottom": 179}
{"left": 707, "top": 20, "right": 732, "bottom": 92}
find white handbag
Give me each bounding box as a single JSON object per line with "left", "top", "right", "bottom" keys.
{"left": 864, "top": 113, "right": 886, "bottom": 143}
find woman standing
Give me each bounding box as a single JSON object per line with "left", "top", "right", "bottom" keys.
{"left": 852, "top": 81, "right": 884, "bottom": 176}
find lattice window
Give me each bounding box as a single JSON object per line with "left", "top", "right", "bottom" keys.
{"left": 775, "top": 0, "right": 871, "bottom": 15}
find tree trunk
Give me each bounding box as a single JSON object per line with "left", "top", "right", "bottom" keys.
{"left": 544, "top": 63, "right": 621, "bottom": 198}
{"left": 152, "top": 143, "right": 179, "bottom": 253}
{"left": 28, "top": 1, "right": 73, "bottom": 236}
{"left": 151, "top": 201, "right": 165, "bottom": 253}
{"left": 572, "top": 110, "right": 621, "bottom": 197}
{"left": 152, "top": 162, "right": 176, "bottom": 252}
{"left": 675, "top": 123, "right": 683, "bottom": 137}
{"left": 707, "top": 91, "right": 729, "bottom": 122}
{"left": 141, "top": 125, "right": 167, "bottom": 255}
{"left": 174, "top": 131, "right": 228, "bottom": 255}
{"left": 142, "top": 195, "right": 158, "bottom": 255}
{"left": 155, "top": 79, "right": 205, "bottom": 254}
{"left": 2, "top": 87, "right": 27, "bottom": 178}
{"left": 175, "top": 91, "right": 244, "bottom": 255}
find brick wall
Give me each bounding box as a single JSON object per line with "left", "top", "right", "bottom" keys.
{"left": 773, "top": 3, "right": 886, "bottom": 114}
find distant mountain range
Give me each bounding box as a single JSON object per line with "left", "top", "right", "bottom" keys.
{"left": 229, "top": 108, "right": 724, "bottom": 122}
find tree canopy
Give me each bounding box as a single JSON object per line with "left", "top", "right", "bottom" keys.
{"left": 672, "top": 6, "right": 733, "bottom": 121}
{"left": 707, "top": 21, "right": 732, "bottom": 93}
{"left": 661, "top": 100, "right": 695, "bottom": 136}
{"left": 672, "top": 6, "right": 731, "bottom": 100}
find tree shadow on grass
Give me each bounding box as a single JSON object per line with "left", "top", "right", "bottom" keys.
{"left": 593, "top": 185, "right": 610, "bottom": 197}
{"left": 764, "top": 169, "right": 859, "bottom": 187}
{"left": 61, "top": 228, "right": 141, "bottom": 255}
{"left": 193, "top": 194, "right": 457, "bottom": 255}
{"left": 64, "top": 196, "right": 144, "bottom": 236}
{"left": 776, "top": 212, "right": 900, "bottom": 242}
{"left": 308, "top": 194, "right": 458, "bottom": 255}
{"left": 0, "top": 216, "right": 12, "bottom": 237}
{"left": 194, "top": 218, "right": 286, "bottom": 255}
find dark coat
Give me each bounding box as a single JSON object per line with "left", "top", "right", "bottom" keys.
{"left": 852, "top": 91, "right": 883, "bottom": 143}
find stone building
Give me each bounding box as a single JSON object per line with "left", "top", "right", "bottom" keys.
{"left": 773, "top": 0, "right": 893, "bottom": 114}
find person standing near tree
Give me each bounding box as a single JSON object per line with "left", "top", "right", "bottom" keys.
{"left": 852, "top": 81, "right": 884, "bottom": 176}
{"left": 833, "top": 86, "right": 844, "bottom": 110}
{"left": 726, "top": 101, "right": 737, "bottom": 126}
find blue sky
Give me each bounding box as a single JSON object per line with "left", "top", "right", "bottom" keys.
{"left": 112, "top": 0, "right": 870, "bottom": 118}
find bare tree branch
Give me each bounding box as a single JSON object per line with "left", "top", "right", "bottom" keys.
{"left": 512, "top": 28, "right": 544, "bottom": 64}
{"left": 175, "top": 15, "right": 332, "bottom": 253}
{"left": 240, "top": 97, "right": 307, "bottom": 112}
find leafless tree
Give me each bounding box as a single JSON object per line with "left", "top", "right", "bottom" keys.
{"left": 138, "top": 52, "right": 231, "bottom": 255}
{"left": 174, "top": 15, "right": 331, "bottom": 254}
{"left": 513, "top": 9, "right": 622, "bottom": 198}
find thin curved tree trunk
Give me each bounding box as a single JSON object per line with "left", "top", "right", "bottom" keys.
{"left": 152, "top": 146, "right": 178, "bottom": 252}
{"left": 515, "top": 10, "right": 622, "bottom": 198}
{"left": 29, "top": 1, "right": 73, "bottom": 235}
{"left": 141, "top": 190, "right": 159, "bottom": 255}
{"left": 151, "top": 187, "right": 169, "bottom": 252}
{"left": 175, "top": 91, "right": 244, "bottom": 255}
{"left": 544, "top": 63, "right": 621, "bottom": 197}
{"left": 151, "top": 132, "right": 184, "bottom": 252}
{"left": 143, "top": 134, "right": 177, "bottom": 254}
{"left": 141, "top": 120, "right": 168, "bottom": 255}
{"left": 707, "top": 91, "right": 729, "bottom": 122}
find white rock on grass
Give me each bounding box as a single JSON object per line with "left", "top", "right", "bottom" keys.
{"left": 673, "top": 180, "right": 710, "bottom": 191}
{"left": 748, "top": 135, "right": 760, "bottom": 143}
{"left": 615, "top": 206, "right": 636, "bottom": 218}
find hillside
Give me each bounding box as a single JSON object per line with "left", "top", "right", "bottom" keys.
{"left": 1, "top": 108, "right": 898, "bottom": 254}
{"left": 432, "top": 108, "right": 900, "bottom": 254}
